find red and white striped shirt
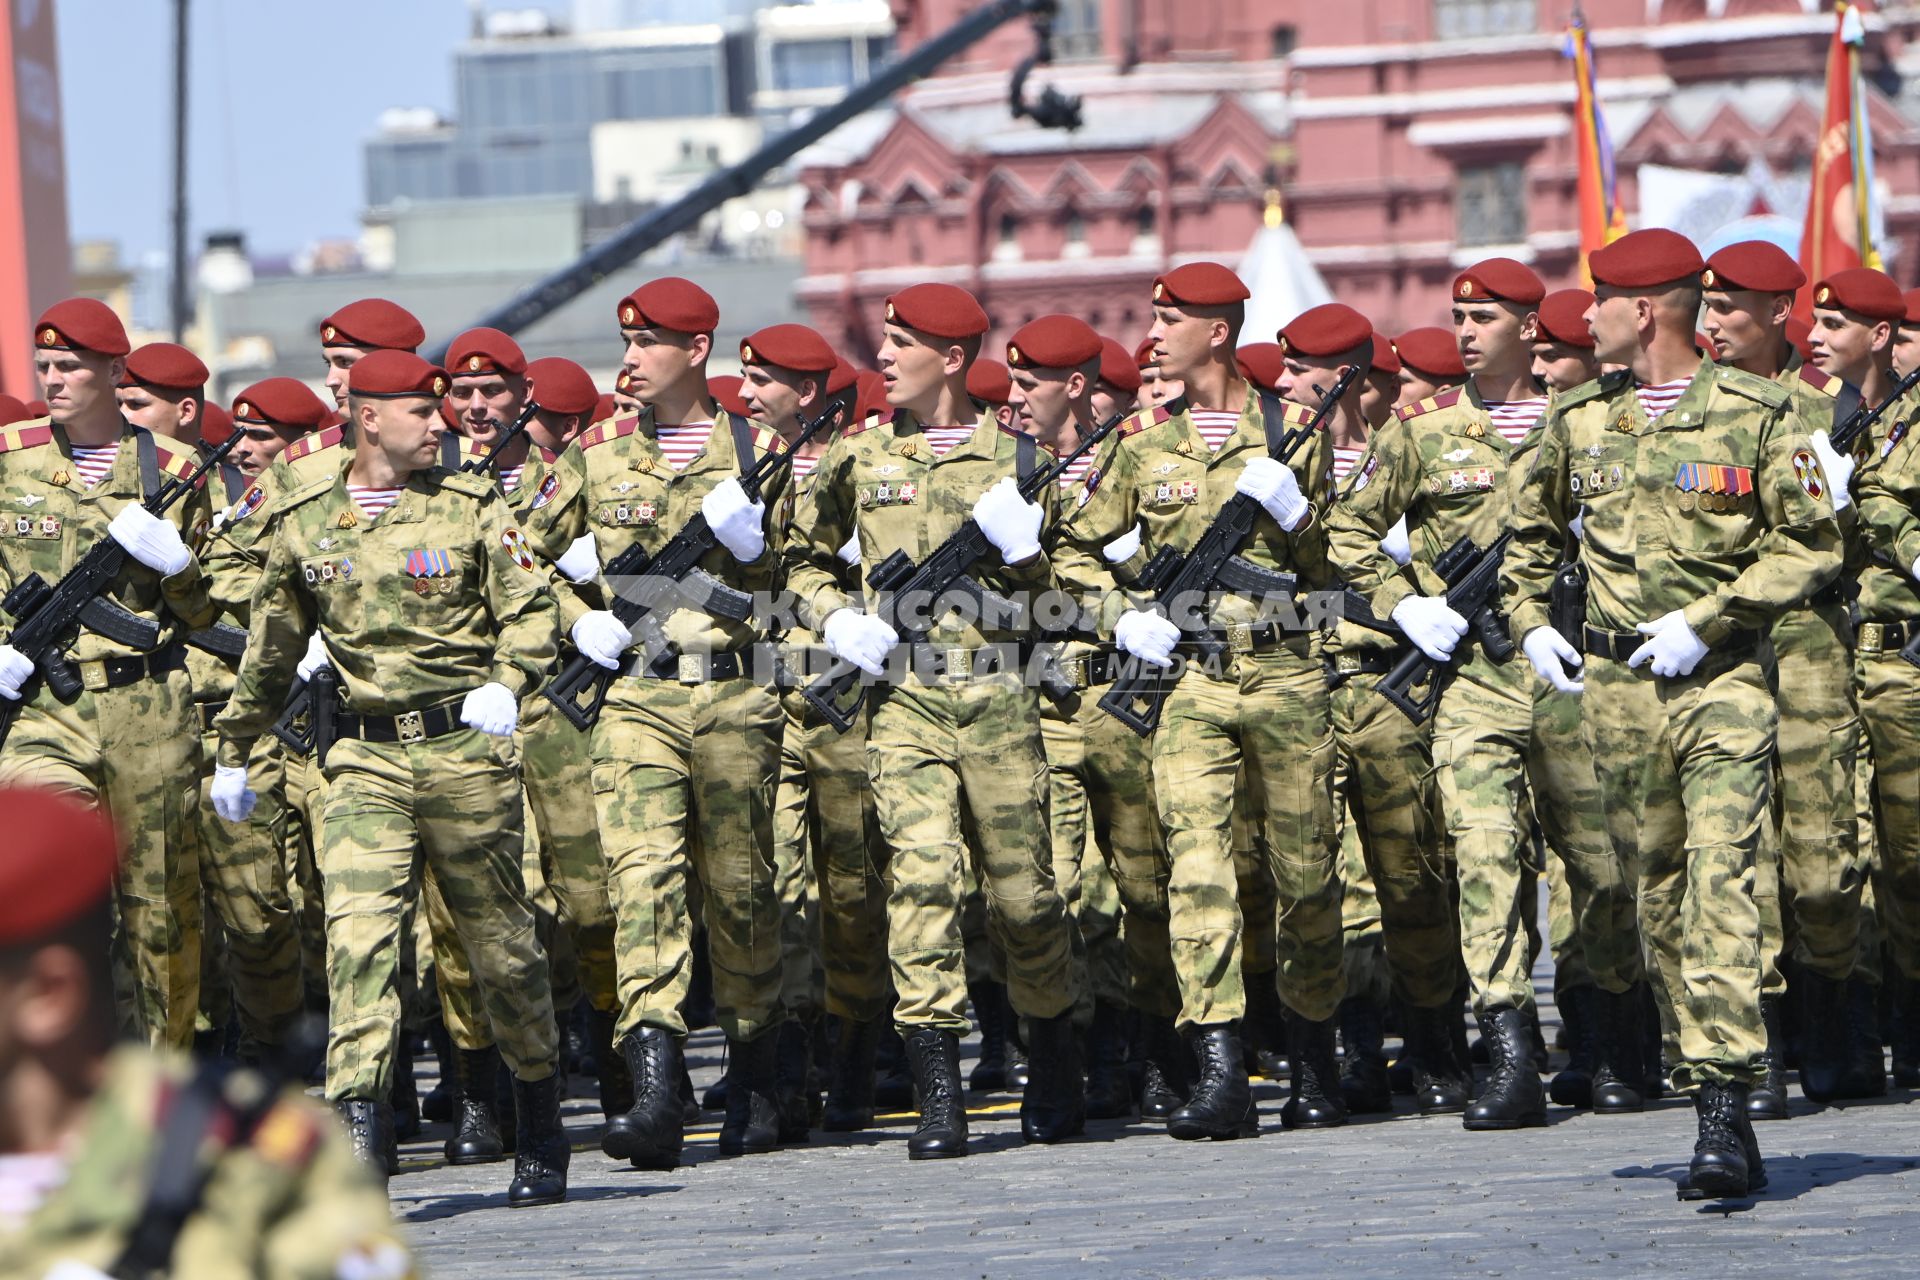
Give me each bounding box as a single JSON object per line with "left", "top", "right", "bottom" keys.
{"left": 1056, "top": 452, "right": 1095, "bottom": 491}
{"left": 653, "top": 422, "right": 713, "bottom": 471}
{"left": 70, "top": 445, "right": 117, "bottom": 489}
{"left": 1191, "top": 409, "right": 1240, "bottom": 454}
{"left": 789, "top": 452, "right": 822, "bottom": 482}
{"left": 1332, "top": 444, "right": 1366, "bottom": 483}
{"left": 1481, "top": 396, "right": 1549, "bottom": 446}
{"left": 496, "top": 464, "right": 525, "bottom": 494}
{"left": 921, "top": 427, "right": 975, "bottom": 458}
{"left": 1635, "top": 379, "right": 1691, "bottom": 423}
{"left": 347, "top": 486, "right": 404, "bottom": 521}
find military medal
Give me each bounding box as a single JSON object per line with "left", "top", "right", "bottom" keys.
{"left": 899, "top": 482, "right": 917, "bottom": 503}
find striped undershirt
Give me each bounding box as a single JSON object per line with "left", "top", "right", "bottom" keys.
{"left": 1480, "top": 396, "right": 1549, "bottom": 446}
{"left": 921, "top": 427, "right": 974, "bottom": 458}
{"left": 70, "top": 444, "right": 117, "bottom": 488}
{"left": 1191, "top": 409, "right": 1240, "bottom": 453}
{"left": 1056, "top": 452, "right": 1094, "bottom": 491}
{"left": 653, "top": 422, "right": 713, "bottom": 471}
{"left": 497, "top": 464, "right": 525, "bottom": 493}
{"left": 347, "top": 486, "right": 404, "bottom": 521}
{"left": 790, "top": 452, "right": 821, "bottom": 482}
{"left": 1635, "top": 379, "right": 1691, "bottom": 422}
{"left": 1332, "top": 444, "right": 1365, "bottom": 483}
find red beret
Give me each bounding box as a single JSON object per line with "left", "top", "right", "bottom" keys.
{"left": 827, "top": 357, "right": 859, "bottom": 397}
{"left": 618, "top": 277, "right": 719, "bottom": 335}
{"left": 35, "top": 298, "right": 130, "bottom": 357}
{"left": 348, "top": 350, "right": 448, "bottom": 400}
{"left": 1702, "top": 241, "right": 1806, "bottom": 294}
{"left": 1097, "top": 336, "right": 1143, "bottom": 393}
{"left": 1588, "top": 228, "right": 1704, "bottom": 289}
{"left": 1235, "top": 342, "right": 1285, "bottom": 392}
{"left": 709, "top": 374, "right": 751, "bottom": 418}
{"left": 0, "top": 787, "right": 121, "bottom": 944}
{"left": 1785, "top": 315, "right": 1813, "bottom": 362}
{"left": 119, "top": 342, "right": 209, "bottom": 391}
{"left": 740, "top": 323, "right": 836, "bottom": 374}
{"left": 1813, "top": 268, "right": 1905, "bottom": 323}
{"left": 1453, "top": 258, "right": 1545, "bottom": 306}
{"left": 614, "top": 368, "right": 634, "bottom": 395}
{"left": 1393, "top": 327, "right": 1467, "bottom": 379}
{"left": 23, "top": 399, "right": 47, "bottom": 416}
{"left": 233, "top": 377, "right": 331, "bottom": 431}
{"left": 522, "top": 357, "right": 598, "bottom": 416}
{"left": 593, "top": 392, "right": 617, "bottom": 423}
{"left": 320, "top": 298, "right": 424, "bottom": 352}
{"left": 1535, "top": 290, "right": 1596, "bottom": 349}
{"left": 447, "top": 327, "right": 528, "bottom": 378}
{"left": 1133, "top": 336, "right": 1157, "bottom": 369}
{"left": 885, "top": 283, "right": 990, "bottom": 340}
{"left": 199, "top": 402, "right": 234, "bottom": 447}
{"left": 0, "top": 393, "right": 32, "bottom": 426}
{"left": 1152, "top": 262, "right": 1250, "bottom": 308}
{"left": 1007, "top": 315, "right": 1101, "bottom": 371}
{"left": 1904, "top": 289, "right": 1920, "bottom": 327}
{"left": 1279, "top": 303, "right": 1373, "bottom": 358}
{"left": 966, "top": 358, "right": 1012, "bottom": 406}
{"left": 855, "top": 370, "right": 889, "bottom": 422}
{"left": 1369, "top": 331, "right": 1401, "bottom": 376}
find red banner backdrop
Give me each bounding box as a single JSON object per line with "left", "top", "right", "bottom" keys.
{"left": 0, "top": 0, "right": 73, "bottom": 400}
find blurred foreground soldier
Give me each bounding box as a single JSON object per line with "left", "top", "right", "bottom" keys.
{"left": 0, "top": 299, "right": 214, "bottom": 1052}
{"left": 1506, "top": 228, "right": 1843, "bottom": 1199}
{"left": 116, "top": 343, "right": 210, "bottom": 448}
{"left": 210, "top": 351, "right": 567, "bottom": 1206}
{"left": 0, "top": 785, "right": 410, "bottom": 1280}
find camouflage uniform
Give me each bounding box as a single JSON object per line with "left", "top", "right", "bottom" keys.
{"left": 214, "top": 460, "right": 560, "bottom": 1102}
{"left": 1506, "top": 359, "right": 1843, "bottom": 1089}
{"left": 0, "top": 1046, "right": 409, "bottom": 1280}
{"left": 785, "top": 410, "right": 1079, "bottom": 1033}
{"left": 0, "top": 419, "right": 214, "bottom": 1050}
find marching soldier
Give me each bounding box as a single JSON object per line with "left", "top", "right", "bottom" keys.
{"left": 116, "top": 342, "right": 210, "bottom": 448}
{"left": 1091, "top": 336, "right": 1142, "bottom": 425}
{"left": 1507, "top": 228, "right": 1843, "bottom": 1199}
{"left": 0, "top": 299, "right": 215, "bottom": 1052}
{"left": 210, "top": 351, "right": 569, "bottom": 1207}
{"left": 1391, "top": 327, "right": 1468, "bottom": 405}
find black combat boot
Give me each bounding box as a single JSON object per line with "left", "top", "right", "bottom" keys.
{"left": 1243, "top": 974, "right": 1288, "bottom": 1078}
{"left": 445, "top": 1046, "right": 508, "bottom": 1164}
{"left": 967, "top": 980, "right": 1012, "bottom": 1091}
{"left": 587, "top": 1008, "right": 633, "bottom": 1122}
{"left": 1137, "top": 1014, "right": 1189, "bottom": 1120}
{"left": 390, "top": 1032, "right": 421, "bottom": 1141}
{"left": 1839, "top": 978, "right": 1888, "bottom": 1099}
{"left": 601, "top": 1028, "right": 684, "bottom": 1170}
{"left": 338, "top": 1099, "right": 393, "bottom": 1191}
{"left": 1336, "top": 995, "right": 1392, "bottom": 1115}
{"left": 822, "top": 1015, "right": 881, "bottom": 1131}
{"left": 904, "top": 1027, "right": 968, "bottom": 1159}
{"left": 1283, "top": 1009, "right": 1348, "bottom": 1129}
{"left": 1747, "top": 994, "right": 1789, "bottom": 1121}
{"left": 506, "top": 1073, "right": 569, "bottom": 1207}
{"left": 1679, "top": 1082, "right": 1754, "bottom": 1200}
{"left": 1007, "top": 1028, "right": 1031, "bottom": 1091}
{"left": 718, "top": 1029, "right": 782, "bottom": 1156}
{"left": 1589, "top": 986, "right": 1645, "bottom": 1115}
{"left": 1167, "top": 1024, "right": 1256, "bottom": 1140}
{"left": 874, "top": 1025, "right": 915, "bottom": 1109}
{"left": 1021, "top": 1012, "right": 1086, "bottom": 1144}
{"left": 1083, "top": 1001, "right": 1133, "bottom": 1120}
{"left": 1548, "top": 984, "right": 1596, "bottom": 1108}
{"left": 1400, "top": 1001, "right": 1470, "bottom": 1115}
{"left": 563, "top": 1001, "right": 595, "bottom": 1081}
{"left": 1893, "top": 975, "right": 1920, "bottom": 1089}
{"left": 701, "top": 1051, "right": 730, "bottom": 1113}
{"left": 1794, "top": 969, "right": 1848, "bottom": 1102}
{"left": 684, "top": 934, "right": 716, "bottom": 1030}
{"left": 772, "top": 1017, "right": 814, "bottom": 1143}
{"left": 1524, "top": 1004, "right": 1550, "bottom": 1074}
{"left": 1463, "top": 1007, "right": 1547, "bottom": 1130}
{"left": 421, "top": 1016, "right": 454, "bottom": 1124}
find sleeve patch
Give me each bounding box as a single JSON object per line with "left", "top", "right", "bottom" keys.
{"left": 501, "top": 527, "right": 536, "bottom": 571}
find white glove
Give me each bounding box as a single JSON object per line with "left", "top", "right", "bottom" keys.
{"left": 1569, "top": 510, "right": 1585, "bottom": 542}
{"left": 555, "top": 532, "right": 601, "bottom": 584}
{"left": 1102, "top": 523, "right": 1142, "bottom": 564}
{"left": 296, "top": 632, "right": 330, "bottom": 681}
{"left": 570, "top": 610, "right": 633, "bottom": 671}
{"left": 1114, "top": 609, "right": 1180, "bottom": 669}
{"left": 836, "top": 529, "right": 861, "bottom": 566}
{"left": 108, "top": 505, "right": 191, "bottom": 576}
{"left": 1379, "top": 517, "right": 1411, "bottom": 567}
{"left": 210, "top": 764, "right": 257, "bottom": 823}
{"left": 1390, "top": 594, "right": 1469, "bottom": 663}
{"left": 1235, "top": 456, "right": 1310, "bottom": 530}
{"left": 702, "top": 477, "right": 766, "bottom": 563}
{"left": 0, "top": 644, "right": 34, "bottom": 701}
{"left": 1629, "top": 610, "right": 1709, "bottom": 679}
{"left": 823, "top": 608, "right": 898, "bottom": 676}
{"left": 971, "top": 477, "right": 1044, "bottom": 564}
{"left": 1523, "top": 626, "right": 1585, "bottom": 695}
{"left": 460, "top": 681, "right": 519, "bottom": 736}
{"left": 1810, "top": 430, "right": 1854, "bottom": 513}
{"left": 1911, "top": 554, "right": 1920, "bottom": 586}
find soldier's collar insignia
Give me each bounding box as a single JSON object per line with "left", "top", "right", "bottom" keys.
{"left": 50, "top": 469, "right": 70, "bottom": 487}
{"left": 337, "top": 510, "right": 357, "bottom": 528}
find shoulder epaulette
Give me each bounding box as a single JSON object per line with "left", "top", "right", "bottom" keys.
{"left": 150, "top": 438, "right": 199, "bottom": 482}
{"left": 0, "top": 419, "right": 54, "bottom": 454}
{"left": 1394, "top": 385, "right": 1463, "bottom": 423}
{"left": 275, "top": 473, "right": 338, "bottom": 514}
{"left": 1554, "top": 368, "right": 1630, "bottom": 412}
{"left": 434, "top": 468, "right": 498, "bottom": 501}
{"left": 844, "top": 409, "right": 881, "bottom": 437}
{"left": 578, "top": 415, "right": 640, "bottom": 451}
{"left": 1120, "top": 404, "right": 1173, "bottom": 437}
{"left": 1714, "top": 363, "right": 1791, "bottom": 409}
{"left": 1794, "top": 363, "right": 1840, "bottom": 399}
{"left": 281, "top": 424, "right": 345, "bottom": 463}
{"left": 748, "top": 422, "right": 784, "bottom": 455}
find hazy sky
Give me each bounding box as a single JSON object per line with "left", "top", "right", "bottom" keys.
{"left": 56, "top": 1, "right": 558, "bottom": 266}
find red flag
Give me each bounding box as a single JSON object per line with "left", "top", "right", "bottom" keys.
{"left": 1567, "top": 13, "right": 1627, "bottom": 285}
{"left": 1798, "top": 2, "right": 1881, "bottom": 321}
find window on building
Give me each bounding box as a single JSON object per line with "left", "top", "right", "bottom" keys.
{"left": 1271, "top": 25, "right": 1298, "bottom": 59}
{"left": 1130, "top": 204, "right": 1160, "bottom": 254}
{"left": 1433, "top": 0, "right": 1536, "bottom": 40}
{"left": 1454, "top": 162, "right": 1528, "bottom": 247}
{"left": 1054, "top": 0, "right": 1103, "bottom": 61}
{"left": 1062, "top": 209, "right": 1089, "bottom": 258}
{"left": 772, "top": 38, "right": 856, "bottom": 92}
{"left": 994, "top": 212, "right": 1023, "bottom": 263}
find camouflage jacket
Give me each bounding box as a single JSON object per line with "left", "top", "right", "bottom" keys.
{"left": 214, "top": 460, "right": 557, "bottom": 767}
{"left": 1505, "top": 357, "right": 1843, "bottom": 645}
{"left": 1853, "top": 384, "right": 1920, "bottom": 622}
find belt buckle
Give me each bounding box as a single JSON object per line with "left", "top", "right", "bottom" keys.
{"left": 677, "top": 654, "right": 705, "bottom": 684}
{"left": 1860, "top": 623, "right": 1884, "bottom": 653}
{"left": 1061, "top": 656, "right": 1088, "bottom": 689}
{"left": 396, "top": 710, "right": 426, "bottom": 744}
{"left": 945, "top": 647, "right": 972, "bottom": 680}
{"left": 80, "top": 661, "right": 108, "bottom": 693}
{"left": 1226, "top": 622, "right": 1253, "bottom": 654}
{"left": 1335, "top": 652, "right": 1363, "bottom": 675}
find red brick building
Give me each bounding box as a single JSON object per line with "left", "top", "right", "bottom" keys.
{"left": 795, "top": 0, "right": 1920, "bottom": 357}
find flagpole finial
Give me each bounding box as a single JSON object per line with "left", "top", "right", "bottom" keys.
{"left": 1263, "top": 185, "right": 1285, "bottom": 229}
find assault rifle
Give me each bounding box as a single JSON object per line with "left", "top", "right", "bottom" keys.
{"left": 461, "top": 398, "right": 540, "bottom": 476}
{"left": 1829, "top": 363, "right": 1920, "bottom": 458}
{"left": 1373, "top": 531, "right": 1516, "bottom": 725}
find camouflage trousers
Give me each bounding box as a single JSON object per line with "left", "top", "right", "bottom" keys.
{"left": 0, "top": 666, "right": 201, "bottom": 1050}
{"left": 1858, "top": 644, "right": 1920, "bottom": 983}
{"left": 1232, "top": 780, "right": 1277, "bottom": 980}
{"left": 775, "top": 688, "right": 890, "bottom": 1024}
{"left": 281, "top": 749, "right": 330, "bottom": 1012}
{"left": 1330, "top": 674, "right": 1458, "bottom": 1009}
{"left": 518, "top": 692, "right": 616, "bottom": 1013}
{"left": 1081, "top": 677, "right": 1178, "bottom": 1019}
{"left": 318, "top": 727, "right": 557, "bottom": 1101}
{"left": 1153, "top": 641, "right": 1343, "bottom": 1028}
{"left": 867, "top": 672, "right": 1077, "bottom": 1032}
{"left": 192, "top": 714, "right": 304, "bottom": 1051}
{"left": 1585, "top": 648, "right": 1770, "bottom": 1091}
{"left": 590, "top": 674, "right": 785, "bottom": 1043}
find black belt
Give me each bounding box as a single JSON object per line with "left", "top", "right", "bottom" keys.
{"left": 1582, "top": 624, "right": 1758, "bottom": 665}
{"left": 1857, "top": 619, "right": 1917, "bottom": 654}
{"left": 1177, "top": 620, "right": 1307, "bottom": 657}
{"left": 78, "top": 644, "right": 187, "bottom": 693}
{"left": 1809, "top": 582, "right": 1850, "bottom": 609}
{"left": 1324, "top": 650, "right": 1396, "bottom": 688}
{"left": 195, "top": 698, "right": 228, "bottom": 733}
{"left": 334, "top": 701, "right": 466, "bottom": 744}
{"left": 622, "top": 647, "right": 770, "bottom": 683}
